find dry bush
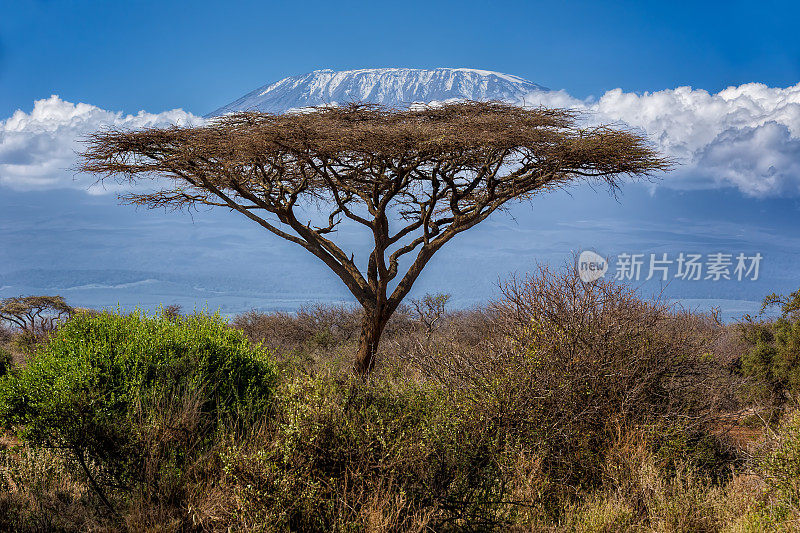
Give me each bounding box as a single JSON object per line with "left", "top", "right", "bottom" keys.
{"left": 0, "top": 441, "right": 107, "bottom": 532}
{"left": 440, "top": 308, "right": 493, "bottom": 346}
{"left": 405, "top": 265, "right": 741, "bottom": 494}
{"left": 161, "top": 304, "right": 183, "bottom": 321}
{"left": 712, "top": 323, "right": 752, "bottom": 371}
{"left": 381, "top": 304, "right": 492, "bottom": 378}
{"left": 0, "top": 324, "right": 13, "bottom": 345}
{"left": 232, "top": 303, "right": 415, "bottom": 361}
{"left": 233, "top": 309, "right": 318, "bottom": 352}
{"left": 232, "top": 304, "right": 367, "bottom": 352}
{"left": 230, "top": 300, "right": 489, "bottom": 381}
{"left": 413, "top": 264, "right": 734, "bottom": 421}
{"left": 556, "top": 416, "right": 800, "bottom": 532}
{"left": 558, "top": 427, "right": 726, "bottom": 532}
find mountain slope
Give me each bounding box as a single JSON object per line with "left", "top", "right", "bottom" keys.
{"left": 207, "top": 68, "right": 548, "bottom": 116}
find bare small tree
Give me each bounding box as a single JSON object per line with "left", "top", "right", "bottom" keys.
{"left": 79, "top": 102, "right": 668, "bottom": 374}
{"left": 411, "top": 293, "right": 451, "bottom": 339}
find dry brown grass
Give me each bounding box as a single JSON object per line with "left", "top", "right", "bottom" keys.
{"left": 0, "top": 441, "right": 107, "bottom": 532}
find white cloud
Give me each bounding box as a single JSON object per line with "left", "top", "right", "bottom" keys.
{"left": 4, "top": 85, "right": 800, "bottom": 197}
{"left": 0, "top": 95, "right": 203, "bottom": 193}
{"left": 521, "top": 83, "right": 800, "bottom": 197}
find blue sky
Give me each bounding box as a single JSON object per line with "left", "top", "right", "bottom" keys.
{"left": 1, "top": 0, "right": 799, "bottom": 319}
{"left": 2, "top": 0, "right": 799, "bottom": 116}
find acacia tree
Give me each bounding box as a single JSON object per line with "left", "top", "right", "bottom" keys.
{"left": 0, "top": 296, "right": 74, "bottom": 335}
{"left": 80, "top": 102, "right": 668, "bottom": 374}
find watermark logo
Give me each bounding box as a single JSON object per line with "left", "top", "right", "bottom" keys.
{"left": 577, "top": 250, "right": 609, "bottom": 283}
{"left": 576, "top": 250, "right": 763, "bottom": 283}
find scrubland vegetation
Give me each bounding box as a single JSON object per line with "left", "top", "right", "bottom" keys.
{"left": 1, "top": 268, "right": 800, "bottom": 531}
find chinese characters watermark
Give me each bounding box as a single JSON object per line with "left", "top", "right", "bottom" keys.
{"left": 577, "top": 251, "right": 762, "bottom": 283}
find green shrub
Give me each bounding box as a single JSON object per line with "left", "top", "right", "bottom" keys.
{"left": 740, "top": 314, "right": 800, "bottom": 402}
{"left": 0, "top": 310, "right": 277, "bottom": 504}
{"left": 739, "top": 286, "right": 800, "bottom": 402}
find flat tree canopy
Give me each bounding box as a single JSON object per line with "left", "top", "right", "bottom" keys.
{"left": 80, "top": 101, "right": 669, "bottom": 373}
{"left": 0, "top": 296, "right": 74, "bottom": 335}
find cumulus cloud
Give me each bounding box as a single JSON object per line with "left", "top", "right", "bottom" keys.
{"left": 521, "top": 83, "right": 800, "bottom": 197}
{"left": 0, "top": 95, "right": 203, "bottom": 193}
{"left": 4, "top": 84, "right": 800, "bottom": 197}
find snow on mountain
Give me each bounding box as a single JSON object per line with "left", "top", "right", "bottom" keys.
{"left": 206, "top": 68, "right": 548, "bottom": 117}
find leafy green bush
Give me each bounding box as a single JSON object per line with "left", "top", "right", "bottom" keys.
{"left": 740, "top": 289, "right": 800, "bottom": 401}
{"left": 0, "top": 310, "right": 277, "bottom": 504}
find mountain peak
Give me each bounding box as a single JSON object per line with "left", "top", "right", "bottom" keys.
{"left": 207, "top": 68, "right": 548, "bottom": 117}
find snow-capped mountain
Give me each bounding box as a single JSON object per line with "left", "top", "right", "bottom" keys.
{"left": 207, "top": 68, "right": 548, "bottom": 116}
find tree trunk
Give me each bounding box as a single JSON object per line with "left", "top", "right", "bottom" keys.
{"left": 355, "top": 309, "right": 387, "bottom": 375}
